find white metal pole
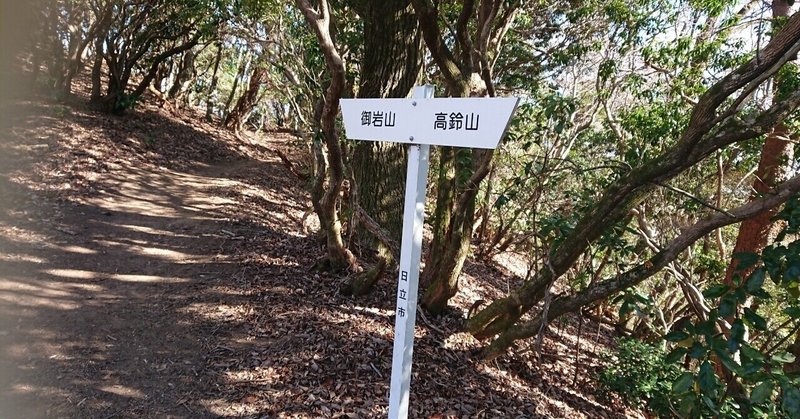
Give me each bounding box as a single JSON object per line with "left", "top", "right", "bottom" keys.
{"left": 388, "top": 84, "right": 434, "bottom": 419}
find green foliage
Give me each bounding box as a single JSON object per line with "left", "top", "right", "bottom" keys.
{"left": 617, "top": 101, "right": 688, "bottom": 165}
{"left": 599, "top": 338, "right": 680, "bottom": 416}
{"left": 113, "top": 93, "right": 139, "bottom": 113}
{"left": 661, "top": 195, "right": 800, "bottom": 418}
{"left": 696, "top": 250, "right": 727, "bottom": 279}
{"left": 688, "top": 0, "right": 731, "bottom": 17}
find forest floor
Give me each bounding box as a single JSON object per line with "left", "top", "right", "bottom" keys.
{"left": 0, "top": 84, "right": 640, "bottom": 418}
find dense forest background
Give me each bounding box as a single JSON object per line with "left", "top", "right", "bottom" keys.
{"left": 3, "top": 0, "right": 800, "bottom": 417}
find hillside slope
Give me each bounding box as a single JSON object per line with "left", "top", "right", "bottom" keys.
{"left": 0, "top": 88, "right": 634, "bottom": 417}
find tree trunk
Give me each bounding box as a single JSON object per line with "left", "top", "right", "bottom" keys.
{"left": 425, "top": 147, "right": 456, "bottom": 282}
{"left": 411, "top": 0, "right": 509, "bottom": 313}
{"left": 297, "top": 0, "right": 356, "bottom": 272}
{"left": 47, "top": 2, "right": 65, "bottom": 92}
{"left": 222, "top": 51, "right": 250, "bottom": 124}
{"left": 475, "top": 164, "right": 496, "bottom": 245}
{"left": 90, "top": 42, "right": 103, "bottom": 102}
{"left": 61, "top": 18, "right": 83, "bottom": 95}
{"left": 479, "top": 174, "right": 800, "bottom": 359}
{"left": 724, "top": 0, "right": 795, "bottom": 284}
{"left": 206, "top": 42, "right": 223, "bottom": 122}
{"left": 167, "top": 49, "right": 197, "bottom": 106}
{"left": 89, "top": 3, "right": 114, "bottom": 103}
{"left": 100, "top": 32, "right": 199, "bottom": 114}
{"left": 724, "top": 125, "right": 794, "bottom": 281}
{"left": 224, "top": 57, "right": 267, "bottom": 132}
{"left": 61, "top": 0, "right": 112, "bottom": 97}
{"left": 344, "top": 0, "right": 422, "bottom": 295}
{"left": 422, "top": 147, "right": 491, "bottom": 313}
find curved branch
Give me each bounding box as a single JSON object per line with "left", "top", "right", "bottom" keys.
{"left": 410, "top": 0, "right": 467, "bottom": 93}
{"left": 467, "top": 14, "right": 800, "bottom": 339}
{"left": 482, "top": 173, "right": 800, "bottom": 359}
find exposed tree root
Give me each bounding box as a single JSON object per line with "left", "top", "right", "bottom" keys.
{"left": 339, "top": 257, "right": 388, "bottom": 296}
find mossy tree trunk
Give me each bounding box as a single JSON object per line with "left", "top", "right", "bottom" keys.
{"left": 343, "top": 0, "right": 423, "bottom": 294}
{"left": 410, "top": 0, "right": 519, "bottom": 313}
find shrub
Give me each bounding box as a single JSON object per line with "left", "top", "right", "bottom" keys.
{"left": 599, "top": 337, "right": 679, "bottom": 417}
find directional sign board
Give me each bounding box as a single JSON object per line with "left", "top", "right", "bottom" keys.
{"left": 341, "top": 97, "right": 519, "bottom": 149}
{"left": 339, "top": 86, "right": 517, "bottom": 419}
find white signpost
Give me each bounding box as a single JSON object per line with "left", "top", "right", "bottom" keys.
{"left": 340, "top": 85, "right": 518, "bottom": 419}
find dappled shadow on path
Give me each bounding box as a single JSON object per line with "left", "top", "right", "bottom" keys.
{"left": 0, "top": 92, "right": 632, "bottom": 418}
{"left": 0, "top": 95, "right": 312, "bottom": 417}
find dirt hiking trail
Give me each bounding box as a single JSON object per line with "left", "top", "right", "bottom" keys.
{"left": 0, "top": 93, "right": 631, "bottom": 418}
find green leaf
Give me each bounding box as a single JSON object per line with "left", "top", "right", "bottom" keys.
{"left": 703, "top": 284, "right": 729, "bottom": 299}
{"left": 740, "top": 345, "right": 766, "bottom": 375}
{"left": 698, "top": 361, "right": 718, "bottom": 398}
{"left": 741, "top": 344, "right": 765, "bottom": 363}
{"left": 743, "top": 307, "right": 768, "bottom": 331}
{"left": 729, "top": 319, "right": 745, "bottom": 352}
{"left": 665, "top": 330, "right": 690, "bottom": 342}
{"left": 782, "top": 384, "right": 800, "bottom": 417}
{"left": 784, "top": 306, "right": 800, "bottom": 319}
{"left": 619, "top": 300, "right": 634, "bottom": 318}
{"left": 751, "top": 381, "right": 774, "bottom": 405}
{"left": 708, "top": 333, "right": 727, "bottom": 351}
{"left": 734, "top": 287, "right": 747, "bottom": 303}
{"left": 666, "top": 347, "right": 688, "bottom": 364}
{"left": 786, "top": 262, "right": 800, "bottom": 283}
{"left": 493, "top": 194, "right": 510, "bottom": 209}
{"left": 773, "top": 352, "right": 797, "bottom": 364}
{"left": 678, "top": 393, "right": 697, "bottom": 417}
{"left": 732, "top": 252, "right": 759, "bottom": 271}
{"left": 672, "top": 372, "right": 694, "bottom": 394}
{"left": 633, "top": 293, "right": 649, "bottom": 305}
{"left": 702, "top": 394, "right": 717, "bottom": 411}
{"left": 719, "top": 295, "right": 737, "bottom": 318}
{"left": 695, "top": 319, "right": 715, "bottom": 337}
{"left": 714, "top": 348, "right": 741, "bottom": 375}
{"left": 690, "top": 342, "right": 707, "bottom": 359}
{"left": 745, "top": 268, "right": 766, "bottom": 294}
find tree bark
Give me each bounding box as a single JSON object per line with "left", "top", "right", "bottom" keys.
{"left": 224, "top": 56, "right": 268, "bottom": 132}
{"left": 411, "top": 0, "right": 512, "bottom": 313}
{"left": 206, "top": 42, "right": 223, "bottom": 122}
{"left": 103, "top": 35, "right": 199, "bottom": 114}
{"left": 724, "top": 0, "right": 796, "bottom": 284}
{"left": 344, "top": 0, "right": 422, "bottom": 295}
{"left": 47, "top": 1, "right": 65, "bottom": 91}
{"left": 62, "top": 1, "right": 113, "bottom": 96}
{"left": 167, "top": 48, "right": 197, "bottom": 106}
{"left": 475, "top": 164, "right": 496, "bottom": 245}
{"left": 222, "top": 51, "right": 250, "bottom": 123}
{"left": 422, "top": 148, "right": 493, "bottom": 312}
{"left": 296, "top": 0, "right": 356, "bottom": 272}
{"left": 86, "top": 2, "right": 115, "bottom": 102}
{"left": 96, "top": 0, "right": 202, "bottom": 114}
